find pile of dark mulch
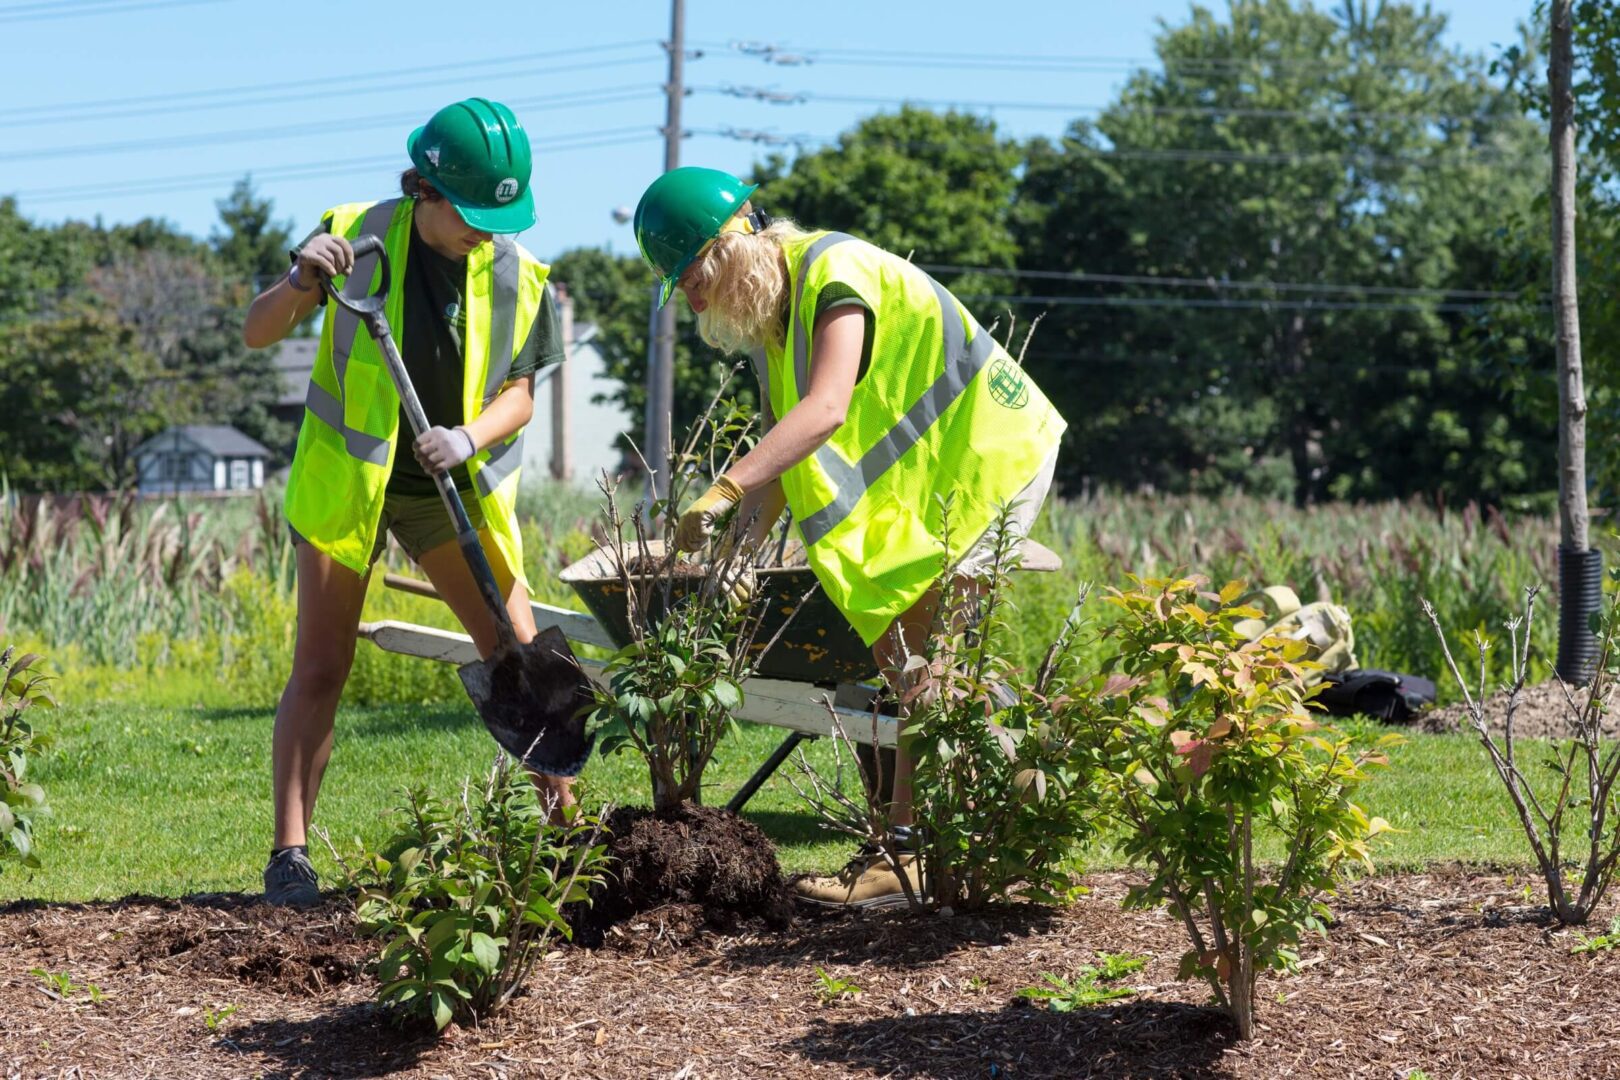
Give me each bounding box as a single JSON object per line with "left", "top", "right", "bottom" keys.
{"left": 1423, "top": 677, "right": 1619, "bottom": 739}
{"left": 580, "top": 803, "right": 793, "bottom": 943}
{"left": 6, "top": 870, "right": 1620, "bottom": 1078}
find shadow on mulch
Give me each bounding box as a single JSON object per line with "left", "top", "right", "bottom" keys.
{"left": 227, "top": 1001, "right": 437, "bottom": 1080}
{"left": 787, "top": 999, "right": 1235, "bottom": 1080}
{"left": 721, "top": 902, "right": 1062, "bottom": 971}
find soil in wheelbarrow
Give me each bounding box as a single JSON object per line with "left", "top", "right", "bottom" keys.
{"left": 576, "top": 803, "right": 794, "bottom": 946}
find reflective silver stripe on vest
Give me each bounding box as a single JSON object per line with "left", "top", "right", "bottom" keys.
{"left": 330, "top": 199, "right": 399, "bottom": 390}
{"left": 303, "top": 381, "right": 391, "bottom": 466}
{"left": 796, "top": 272, "right": 996, "bottom": 548}
{"left": 482, "top": 235, "right": 519, "bottom": 402}
{"left": 475, "top": 429, "right": 525, "bottom": 497}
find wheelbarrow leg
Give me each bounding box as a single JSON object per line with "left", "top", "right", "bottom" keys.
{"left": 726, "top": 730, "right": 814, "bottom": 813}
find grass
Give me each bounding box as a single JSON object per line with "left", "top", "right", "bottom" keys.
{"left": 0, "top": 700, "right": 1545, "bottom": 903}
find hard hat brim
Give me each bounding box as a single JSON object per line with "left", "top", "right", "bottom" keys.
{"left": 447, "top": 185, "right": 536, "bottom": 234}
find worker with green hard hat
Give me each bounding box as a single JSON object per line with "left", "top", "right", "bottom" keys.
{"left": 633, "top": 166, "right": 1068, "bottom": 909}
{"left": 243, "top": 97, "right": 569, "bottom": 907}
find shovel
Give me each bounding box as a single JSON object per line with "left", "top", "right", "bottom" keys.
{"left": 323, "top": 235, "right": 594, "bottom": 776}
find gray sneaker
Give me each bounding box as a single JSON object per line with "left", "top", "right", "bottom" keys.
{"left": 263, "top": 846, "right": 320, "bottom": 907}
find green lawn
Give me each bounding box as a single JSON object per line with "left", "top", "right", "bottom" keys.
{"left": 1, "top": 701, "right": 1543, "bottom": 902}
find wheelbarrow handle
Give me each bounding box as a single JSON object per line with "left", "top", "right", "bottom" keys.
{"left": 320, "top": 234, "right": 390, "bottom": 317}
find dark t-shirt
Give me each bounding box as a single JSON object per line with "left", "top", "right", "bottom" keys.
{"left": 297, "top": 216, "right": 564, "bottom": 496}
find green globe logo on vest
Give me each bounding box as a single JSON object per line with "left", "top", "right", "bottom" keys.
{"left": 988, "top": 357, "right": 1030, "bottom": 409}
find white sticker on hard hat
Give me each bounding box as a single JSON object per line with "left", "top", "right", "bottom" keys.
{"left": 426, "top": 146, "right": 441, "bottom": 167}
{"left": 495, "top": 178, "right": 519, "bottom": 203}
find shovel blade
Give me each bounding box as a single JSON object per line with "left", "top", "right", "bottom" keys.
{"left": 458, "top": 626, "right": 595, "bottom": 776}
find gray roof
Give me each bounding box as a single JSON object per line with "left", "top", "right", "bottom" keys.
{"left": 274, "top": 338, "right": 318, "bottom": 407}
{"left": 136, "top": 425, "right": 271, "bottom": 459}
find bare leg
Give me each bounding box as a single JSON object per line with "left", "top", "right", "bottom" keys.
{"left": 272, "top": 544, "right": 369, "bottom": 849}
{"left": 417, "top": 531, "right": 575, "bottom": 815}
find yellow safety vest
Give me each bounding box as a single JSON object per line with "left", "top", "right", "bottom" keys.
{"left": 283, "top": 198, "right": 548, "bottom": 585}
{"left": 763, "top": 232, "right": 1067, "bottom": 645}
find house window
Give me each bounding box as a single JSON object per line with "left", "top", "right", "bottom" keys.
{"left": 162, "top": 453, "right": 188, "bottom": 481}
{"left": 229, "top": 459, "right": 250, "bottom": 490}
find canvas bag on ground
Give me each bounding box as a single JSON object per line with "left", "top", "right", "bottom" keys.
{"left": 1232, "top": 585, "right": 1357, "bottom": 687}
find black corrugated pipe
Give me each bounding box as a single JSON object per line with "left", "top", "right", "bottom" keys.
{"left": 1556, "top": 545, "right": 1605, "bottom": 685}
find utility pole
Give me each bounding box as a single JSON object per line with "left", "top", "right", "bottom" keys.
{"left": 551, "top": 284, "right": 574, "bottom": 484}
{"left": 1549, "top": 0, "right": 1602, "bottom": 685}
{"left": 642, "top": 0, "right": 684, "bottom": 503}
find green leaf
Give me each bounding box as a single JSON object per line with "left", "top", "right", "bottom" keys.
{"left": 469, "top": 932, "right": 501, "bottom": 975}
{"left": 429, "top": 989, "right": 454, "bottom": 1031}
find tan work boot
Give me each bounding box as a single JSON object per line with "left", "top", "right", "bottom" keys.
{"left": 793, "top": 846, "right": 921, "bottom": 910}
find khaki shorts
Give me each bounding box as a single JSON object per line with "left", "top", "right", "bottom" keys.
{"left": 290, "top": 490, "right": 484, "bottom": 568}
{"left": 954, "top": 447, "right": 1059, "bottom": 579}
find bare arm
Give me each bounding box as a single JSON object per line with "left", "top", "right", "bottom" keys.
{"left": 463, "top": 376, "right": 535, "bottom": 451}
{"left": 243, "top": 234, "right": 354, "bottom": 349}
{"left": 726, "top": 305, "right": 863, "bottom": 491}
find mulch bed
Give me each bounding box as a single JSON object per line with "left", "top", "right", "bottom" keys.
{"left": 4, "top": 869, "right": 1618, "bottom": 1079}
{"left": 1422, "top": 677, "right": 1620, "bottom": 740}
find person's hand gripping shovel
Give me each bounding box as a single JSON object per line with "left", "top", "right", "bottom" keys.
{"left": 323, "top": 235, "right": 593, "bottom": 775}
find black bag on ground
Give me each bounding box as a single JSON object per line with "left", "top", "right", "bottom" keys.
{"left": 1313, "top": 668, "right": 1436, "bottom": 724}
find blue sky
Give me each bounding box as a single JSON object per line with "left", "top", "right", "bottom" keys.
{"left": 3, "top": 0, "right": 1535, "bottom": 265}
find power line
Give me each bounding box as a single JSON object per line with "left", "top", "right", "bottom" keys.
{"left": 0, "top": 69, "right": 659, "bottom": 130}
{"left": 0, "top": 0, "right": 230, "bottom": 23}
{"left": 2, "top": 86, "right": 661, "bottom": 163}
{"left": 916, "top": 263, "right": 1523, "bottom": 300}
{"left": 700, "top": 85, "right": 1511, "bottom": 128}
{"left": 693, "top": 127, "right": 1533, "bottom": 171}
{"left": 959, "top": 292, "right": 1521, "bottom": 313}
{"left": 708, "top": 41, "right": 1453, "bottom": 77}
{"left": 11, "top": 130, "right": 658, "bottom": 204}
{"left": 0, "top": 40, "right": 656, "bottom": 119}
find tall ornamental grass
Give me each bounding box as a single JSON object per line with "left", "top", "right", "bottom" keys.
{"left": 1, "top": 483, "right": 1582, "bottom": 706}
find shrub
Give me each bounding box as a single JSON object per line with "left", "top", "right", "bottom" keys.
{"left": 1424, "top": 583, "right": 1620, "bottom": 925}
{"left": 1, "top": 645, "right": 54, "bottom": 872}
{"left": 1085, "top": 575, "right": 1397, "bottom": 1040}
{"left": 587, "top": 390, "right": 787, "bottom": 812}
{"left": 788, "top": 507, "right": 1099, "bottom": 912}
{"left": 322, "top": 756, "right": 613, "bottom": 1031}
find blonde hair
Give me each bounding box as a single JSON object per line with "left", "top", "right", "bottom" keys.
{"left": 685, "top": 217, "right": 810, "bottom": 355}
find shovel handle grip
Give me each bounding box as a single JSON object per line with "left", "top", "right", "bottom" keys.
{"left": 321, "top": 234, "right": 391, "bottom": 316}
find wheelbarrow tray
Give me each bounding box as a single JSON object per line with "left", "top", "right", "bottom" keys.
{"left": 558, "top": 538, "right": 1063, "bottom": 687}
{"left": 559, "top": 540, "right": 873, "bottom": 684}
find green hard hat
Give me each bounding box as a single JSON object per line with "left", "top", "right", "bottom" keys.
{"left": 634, "top": 167, "right": 758, "bottom": 306}
{"left": 407, "top": 98, "right": 535, "bottom": 233}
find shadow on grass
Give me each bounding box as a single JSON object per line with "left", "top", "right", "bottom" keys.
{"left": 722, "top": 902, "right": 1063, "bottom": 971}
{"left": 785, "top": 998, "right": 1234, "bottom": 1080}
{"left": 229, "top": 1001, "right": 438, "bottom": 1080}
{"left": 738, "top": 807, "right": 848, "bottom": 849}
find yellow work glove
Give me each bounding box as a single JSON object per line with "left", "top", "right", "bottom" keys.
{"left": 675, "top": 475, "right": 744, "bottom": 553}
{"left": 717, "top": 561, "right": 757, "bottom": 611}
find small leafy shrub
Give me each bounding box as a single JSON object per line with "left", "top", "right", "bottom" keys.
{"left": 812, "top": 966, "right": 863, "bottom": 1006}
{"left": 202, "top": 1004, "right": 240, "bottom": 1031}
{"left": 787, "top": 507, "right": 1098, "bottom": 911}
{"left": 588, "top": 391, "right": 784, "bottom": 812}
{"left": 1571, "top": 915, "right": 1620, "bottom": 955}
{"left": 2, "top": 645, "right": 54, "bottom": 872}
{"left": 1085, "top": 575, "right": 1397, "bottom": 1040}
{"left": 1425, "top": 583, "right": 1620, "bottom": 926}
{"left": 324, "top": 756, "right": 613, "bottom": 1031}
{"left": 1016, "top": 952, "right": 1147, "bottom": 1011}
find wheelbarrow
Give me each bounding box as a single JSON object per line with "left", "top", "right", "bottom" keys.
{"left": 556, "top": 536, "right": 1064, "bottom": 808}
{"left": 360, "top": 538, "right": 1061, "bottom": 810}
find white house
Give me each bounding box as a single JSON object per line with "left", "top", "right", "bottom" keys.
{"left": 133, "top": 425, "right": 271, "bottom": 496}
